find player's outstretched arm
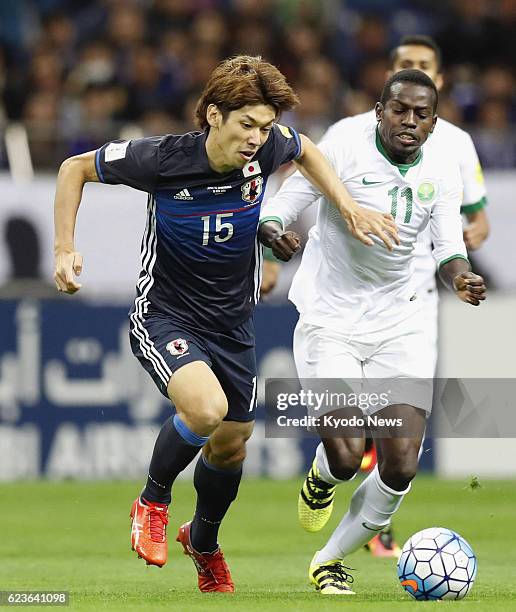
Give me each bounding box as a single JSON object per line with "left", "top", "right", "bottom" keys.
{"left": 293, "top": 134, "right": 399, "bottom": 251}
{"left": 439, "top": 258, "right": 486, "bottom": 306}
{"left": 54, "top": 150, "right": 99, "bottom": 294}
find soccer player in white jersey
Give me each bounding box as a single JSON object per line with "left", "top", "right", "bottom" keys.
{"left": 262, "top": 35, "right": 488, "bottom": 320}
{"left": 260, "top": 35, "right": 490, "bottom": 558}
{"left": 259, "top": 69, "right": 486, "bottom": 595}
{"left": 315, "top": 35, "right": 490, "bottom": 558}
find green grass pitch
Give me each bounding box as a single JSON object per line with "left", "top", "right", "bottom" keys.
{"left": 2, "top": 476, "right": 515, "bottom": 610}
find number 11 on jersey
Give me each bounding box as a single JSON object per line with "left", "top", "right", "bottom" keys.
{"left": 201, "top": 213, "right": 234, "bottom": 245}
{"left": 388, "top": 186, "right": 413, "bottom": 223}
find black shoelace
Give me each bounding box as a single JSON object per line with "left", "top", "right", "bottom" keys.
{"left": 306, "top": 472, "right": 334, "bottom": 498}
{"left": 319, "top": 562, "right": 355, "bottom": 585}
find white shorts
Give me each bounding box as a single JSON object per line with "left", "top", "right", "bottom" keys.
{"left": 293, "top": 307, "right": 436, "bottom": 415}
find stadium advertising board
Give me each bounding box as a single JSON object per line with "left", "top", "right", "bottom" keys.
{"left": 0, "top": 300, "right": 323, "bottom": 480}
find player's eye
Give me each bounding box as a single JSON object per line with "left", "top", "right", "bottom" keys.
{"left": 261, "top": 127, "right": 272, "bottom": 133}
{"left": 242, "top": 122, "right": 253, "bottom": 129}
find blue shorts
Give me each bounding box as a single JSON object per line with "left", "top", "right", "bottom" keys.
{"left": 129, "top": 312, "right": 257, "bottom": 422}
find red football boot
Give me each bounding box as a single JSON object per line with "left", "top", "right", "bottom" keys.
{"left": 365, "top": 526, "right": 402, "bottom": 559}
{"left": 130, "top": 497, "right": 168, "bottom": 567}
{"left": 360, "top": 439, "right": 378, "bottom": 473}
{"left": 176, "top": 521, "right": 234, "bottom": 592}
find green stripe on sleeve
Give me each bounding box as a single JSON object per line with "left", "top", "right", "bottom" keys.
{"left": 461, "top": 196, "right": 487, "bottom": 214}
{"left": 259, "top": 215, "right": 284, "bottom": 228}
{"left": 438, "top": 254, "right": 470, "bottom": 269}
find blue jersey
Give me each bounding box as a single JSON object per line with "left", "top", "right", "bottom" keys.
{"left": 95, "top": 124, "right": 301, "bottom": 331}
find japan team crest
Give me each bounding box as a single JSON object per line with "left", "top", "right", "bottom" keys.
{"left": 166, "top": 338, "right": 189, "bottom": 356}
{"left": 241, "top": 176, "right": 264, "bottom": 204}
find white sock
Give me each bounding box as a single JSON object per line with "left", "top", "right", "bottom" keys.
{"left": 315, "top": 443, "right": 356, "bottom": 485}
{"left": 315, "top": 465, "right": 410, "bottom": 563}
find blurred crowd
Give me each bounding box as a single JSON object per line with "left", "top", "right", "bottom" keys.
{"left": 0, "top": 0, "right": 515, "bottom": 169}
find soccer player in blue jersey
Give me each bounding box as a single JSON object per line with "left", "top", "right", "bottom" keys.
{"left": 53, "top": 55, "right": 398, "bottom": 593}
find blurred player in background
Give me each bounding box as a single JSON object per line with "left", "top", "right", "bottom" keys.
{"left": 261, "top": 35, "right": 490, "bottom": 557}
{"left": 53, "top": 55, "right": 398, "bottom": 593}
{"left": 259, "top": 69, "right": 486, "bottom": 594}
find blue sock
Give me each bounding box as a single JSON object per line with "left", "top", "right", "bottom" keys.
{"left": 141, "top": 415, "right": 208, "bottom": 505}
{"left": 190, "top": 455, "right": 242, "bottom": 553}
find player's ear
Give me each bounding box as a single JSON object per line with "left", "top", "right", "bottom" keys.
{"left": 206, "top": 104, "right": 222, "bottom": 129}
{"left": 430, "top": 114, "right": 438, "bottom": 133}
{"left": 434, "top": 73, "right": 444, "bottom": 92}
{"left": 375, "top": 102, "right": 383, "bottom": 122}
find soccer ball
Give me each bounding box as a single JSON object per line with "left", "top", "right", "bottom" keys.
{"left": 397, "top": 527, "right": 477, "bottom": 600}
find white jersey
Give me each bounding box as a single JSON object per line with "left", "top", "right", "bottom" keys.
{"left": 261, "top": 117, "right": 467, "bottom": 334}
{"left": 324, "top": 111, "right": 487, "bottom": 293}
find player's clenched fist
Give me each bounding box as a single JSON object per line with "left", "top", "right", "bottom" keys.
{"left": 270, "top": 231, "right": 300, "bottom": 262}
{"left": 258, "top": 220, "right": 301, "bottom": 262}
{"left": 453, "top": 272, "right": 486, "bottom": 306}
{"left": 54, "top": 250, "right": 83, "bottom": 294}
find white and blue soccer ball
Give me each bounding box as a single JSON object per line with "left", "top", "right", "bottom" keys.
{"left": 397, "top": 527, "right": 477, "bottom": 600}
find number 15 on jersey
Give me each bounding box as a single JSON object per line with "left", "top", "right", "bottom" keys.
{"left": 201, "top": 213, "right": 234, "bottom": 245}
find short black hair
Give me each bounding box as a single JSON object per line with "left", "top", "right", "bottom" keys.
{"left": 390, "top": 35, "right": 442, "bottom": 71}
{"left": 380, "top": 69, "right": 438, "bottom": 112}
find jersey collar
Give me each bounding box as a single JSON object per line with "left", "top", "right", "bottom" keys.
{"left": 192, "top": 130, "right": 214, "bottom": 173}
{"left": 375, "top": 127, "right": 422, "bottom": 177}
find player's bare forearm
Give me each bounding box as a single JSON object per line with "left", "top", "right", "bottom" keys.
{"left": 439, "top": 258, "right": 486, "bottom": 306}
{"left": 463, "top": 208, "right": 489, "bottom": 250}
{"left": 260, "top": 260, "right": 281, "bottom": 296}
{"left": 294, "top": 134, "right": 399, "bottom": 250}
{"left": 293, "top": 135, "right": 359, "bottom": 218}
{"left": 258, "top": 220, "right": 300, "bottom": 262}
{"left": 54, "top": 150, "right": 98, "bottom": 293}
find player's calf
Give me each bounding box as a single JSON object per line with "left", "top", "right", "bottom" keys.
{"left": 377, "top": 442, "right": 420, "bottom": 491}
{"left": 189, "top": 421, "right": 252, "bottom": 553}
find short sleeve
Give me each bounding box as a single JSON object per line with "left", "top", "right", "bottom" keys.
{"left": 267, "top": 123, "right": 302, "bottom": 174}
{"left": 95, "top": 136, "right": 162, "bottom": 193}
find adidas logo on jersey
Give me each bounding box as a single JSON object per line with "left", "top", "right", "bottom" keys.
{"left": 173, "top": 189, "right": 193, "bottom": 200}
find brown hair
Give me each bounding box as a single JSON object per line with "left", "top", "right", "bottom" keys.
{"left": 195, "top": 55, "right": 300, "bottom": 130}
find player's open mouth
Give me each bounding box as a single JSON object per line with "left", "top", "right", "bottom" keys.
{"left": 239, "top": 151, "right": 256, "bottom": 161}
{"left": 396, "top": 133, "right": 417, "bottom": 145}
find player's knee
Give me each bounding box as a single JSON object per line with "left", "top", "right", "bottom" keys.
{"left": 178, "top": 392, "right": 228, "bottom": 431}
{"left": 198, "top": 395, "right": 228, "bottom": 429}
{"left": 326, "top": 447, "right": 362, "bottom": 481}
{"left": 379, "top": 458, "right": 418, "bottom": 491}
{"left": 328, "top": 459, "right": 360, "bottom": 482}
{"left": 206, "top": 438, "right": 247, "bottom": 470}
